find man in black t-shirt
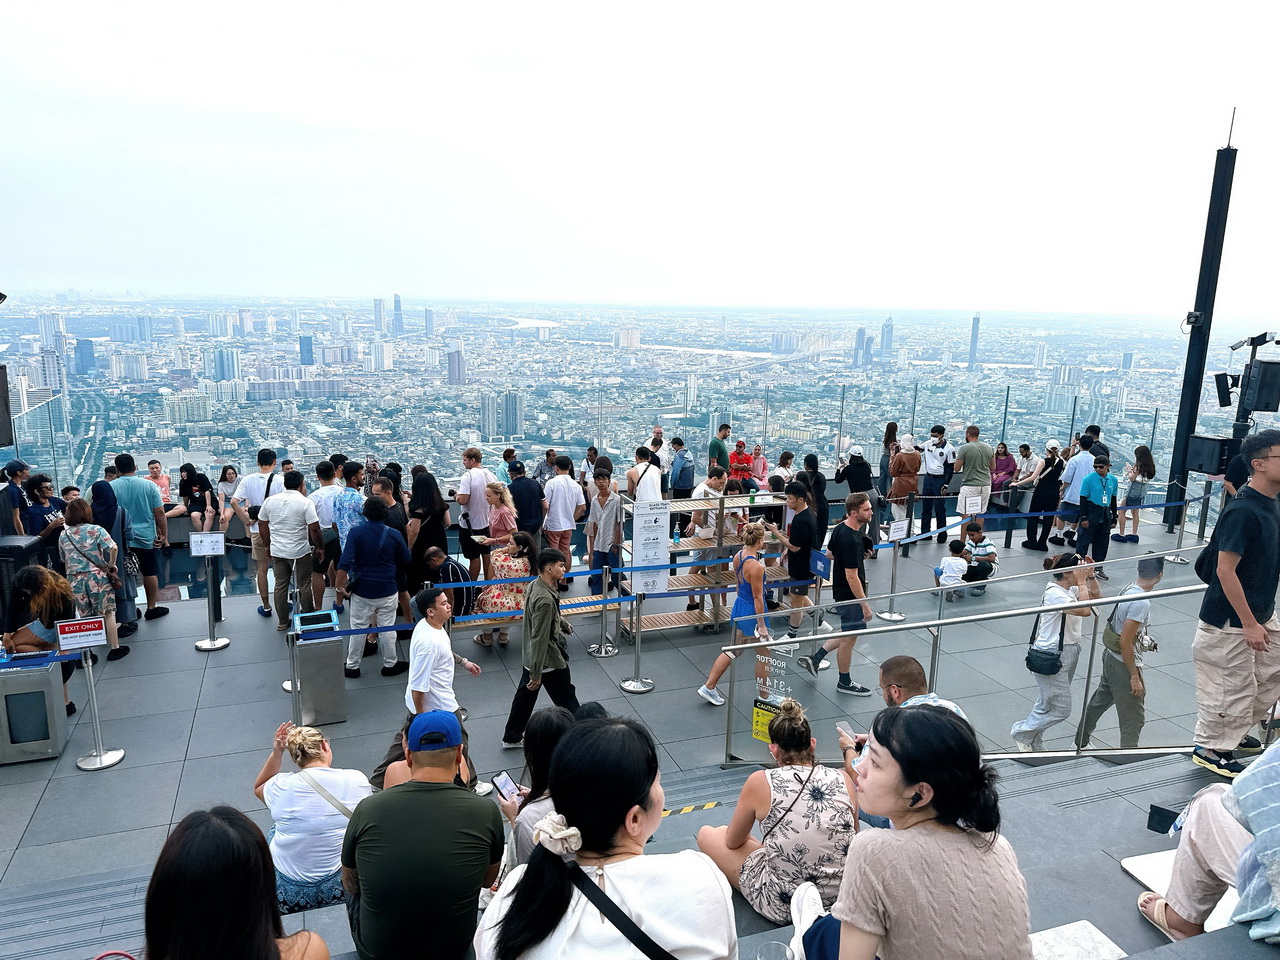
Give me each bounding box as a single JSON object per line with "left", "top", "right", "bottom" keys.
{"left": 765, "top": 481, "right": 817, "bottom": 642}
{"left": 1223, "top": 453, "right": 1249, "bottom": 496}
{"left": 507, "top": 460, "right": 547, "bottom": 540}
{"left": 1190, "top": 428, "right": 1280, "bottom": 779}
{"left": 797, "top": 492, "right": 875, "bottom": 696}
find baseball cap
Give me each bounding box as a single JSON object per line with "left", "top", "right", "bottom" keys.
{"left": 848, "top": 445, "right": 864, "bottom": 458}
{"left": 4, "top": 459, "right": 29, "bottom": 474}
{"left": 508, "top": 459, "right": 526, "bottom": 475}
{"left": 407, "top": 710, "right": 462, "bottom": 752}
{"left": 1045, "top": 439, "right": 1061, "bottom": 450}
{"left": 735, "top": 440, "right": 746, "bottom": 448}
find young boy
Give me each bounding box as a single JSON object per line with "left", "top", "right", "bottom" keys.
{"left": 935, "top": 540, "right": 970, "bottom": 602}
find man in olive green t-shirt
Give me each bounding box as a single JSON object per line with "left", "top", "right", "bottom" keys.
{"left": 342, "top": 711, "right": 503, "bottom": 960}
{"left": 953, "top": 424, "right": 995, "bottom": 529}
{"left": 709, "top": 422, "right": 732, "bottom": 472}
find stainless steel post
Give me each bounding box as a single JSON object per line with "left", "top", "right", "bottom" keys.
{"left": 1165, "top": 498, "right": 1191, "bottom": 564}
{"left": 835, "top": 385, "right": 846, "bottom": 470}
{"left": 194, "top": 555, "right": 231, "bottom": 651}
{"left": 588, "top": 565, "right": 618, "bottom": 657}
{"left": 723, "top": 641, "right": 738, "bottom": 762}
{"left": 927, "top": 583, "right": 946, "bottom": 692}
{"left": 1072, "top": 611, "right": 1105, "bottom": 754}
{"left": 75, "top": 651, "right": 125, "bottom": 771}
{"left": 620, "top": 595, "right": 653, "bottom": 693}
{"left": 1000, "top": 385, "right": 1010, "bottom": 445}
{"left": 877, "top": 543, "right": 906, "bottom": 623}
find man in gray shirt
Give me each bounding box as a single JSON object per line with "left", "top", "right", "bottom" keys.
{"left": 953, "top": 425, "right": 994, "bottom": 530}
{"left": 585, "top": 468, "right": 622, "bottom": 593}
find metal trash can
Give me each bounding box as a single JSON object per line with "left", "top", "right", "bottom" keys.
{"left": 291, "top": 611, "right": 346, "bottom": 727}
{"left": 0, "top": 659, "right": 70, "bottom": 765}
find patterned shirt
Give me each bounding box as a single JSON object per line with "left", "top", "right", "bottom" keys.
{"left": 333, "top": 487, "right": 367, "bottom": 549}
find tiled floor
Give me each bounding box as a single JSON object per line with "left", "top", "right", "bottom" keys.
{"left": 0, "top": 518, "right": 1243, "bottom": 958}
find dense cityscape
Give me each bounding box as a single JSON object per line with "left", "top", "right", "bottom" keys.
{"left": 3, "top": 291, "right": 1268, "bottom": 493}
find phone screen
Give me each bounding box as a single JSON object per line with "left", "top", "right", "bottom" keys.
{"left": 492, "top": 770, "right": 518, "bottom": 800}
{"left": 835, "top": 720, "right": 856, "bottom": 740}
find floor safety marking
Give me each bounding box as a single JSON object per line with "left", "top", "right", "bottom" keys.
{"left": 662, "top": 801, "right": 724, "bottom": 818}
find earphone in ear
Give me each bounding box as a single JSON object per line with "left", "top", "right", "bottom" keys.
{"left": 908, "top": 792, "right": 922, "bottom": 807}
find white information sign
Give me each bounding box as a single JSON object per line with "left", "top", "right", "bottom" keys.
{"left": 55, "top": 617, "right": 108, "bottom": 652}
{"left": 888, "top": 519, "right": 910, "bottom": 541}
{"left": 963, "top": 495, "right": 983, "bottom": 515}
{"left": 630, "top": 500, "right": 671, "bottom": 594}
{"left": 190, "top": 533, "right": 227, "bottom": 557}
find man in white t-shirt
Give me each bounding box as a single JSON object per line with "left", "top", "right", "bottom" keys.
{"left": 456, "top": 447, "right": 498, "bottom": 582}
{"left": 369, "top": 588, "right": 485, "bottom": 791}
{"left": 258, "top": 471, "right": 322, "bottom": 632}
{"left": 544, "top": 455, "right": 586, "bottom": 589}
{"left": 683, "top": 467, "right": 729, "bottom": 612}
{"left": 231, "top": 447, "right": 284, "bottom": 618}
{"left": 309, "top": 460, "right": 343, "bottom": 608}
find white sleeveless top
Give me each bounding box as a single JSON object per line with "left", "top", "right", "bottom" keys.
{"left": 634, "top": 462, "right": 663, "bottom": 502}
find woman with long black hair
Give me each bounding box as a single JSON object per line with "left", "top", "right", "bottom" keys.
{"left": 801, "top": 453, "right": 830, "bottom": 549}
{"left": 1019, "top": 440, "right": 1065, "bottom": 552}
{"left": 475, "top": 718, "right": 736, "bottom": 960}
{"left": 495, "top": 706, "right": 577, "bottom": 867}
{"left": 406, "top": 470, "right": 450, "bottom": 593}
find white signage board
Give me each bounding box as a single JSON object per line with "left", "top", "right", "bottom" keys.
{"left": 963, "top": 495, "right": 983, "bottom": 515}
{"left": 190, "top": 533, "right": 227, "bottom": 557}
{"left": 888, "top": 519, "right": 910, "bottom": 541}
{"left": 55, "top": 617, "right": 108, "bottom": 652}
{"left": 630, "top": 500, "right": 671, "bottom": 594}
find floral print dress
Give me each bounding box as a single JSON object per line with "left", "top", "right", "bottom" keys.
{"left": 474, "top": 551, "right": 530, "bottom": 615}
{"left": 738, "top": 763, "right": 856, "bottom": 923}
{"left": 58, "top": 522, "right": 118, "bottom": 618}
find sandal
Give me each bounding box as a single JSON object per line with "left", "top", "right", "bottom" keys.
{"left": 1137, "top": 892, "right": 1181, "bottom": 942}
{"left": 497, "top": 632, "right": 510, "bottom": 646}
{"left": 473, "top": 634, "right": 493, "bottom": 647}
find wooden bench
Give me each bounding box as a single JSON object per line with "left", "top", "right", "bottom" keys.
{"left": 462, "top": 593, "right": 621, "bottom": 631}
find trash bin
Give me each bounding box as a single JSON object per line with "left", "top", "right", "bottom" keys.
{"left": 291, "top": 611, "right": 346, "bottom": 727}
{"left": 0, "top": 658, "right": 70, "bottom": 764}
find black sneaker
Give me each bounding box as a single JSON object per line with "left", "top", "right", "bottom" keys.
{"left": 381, "top": 661, "right": 410, "bottom": 677}
{"left": 1095, "top": 570, "right": 1110, "bottom": 581}
{"left": 1048, "top": 536, "right": 1065, "bottom": 546}
{"left": 1064, "top": 531, "right": 1077, "bottom": 544}
{"left": 1237, "top": 735, "right": 1264, "bottom": 753}
{"left": 344, "top": 667, "right": 361, "bottom": 679}
{"left": 1191, "top": 747, "right": 1245, "bottom": 777}
{"left": 796, "top": 655, "right": 818, "bottom": 679}
{"left": 836, "top": 680, "right": 873, "bottom": 696}
{"left": 936, "top": 532, "right": 947, "bottom": 544}
{"left": 106, "top": 646, "right": 131, "bottom": 661}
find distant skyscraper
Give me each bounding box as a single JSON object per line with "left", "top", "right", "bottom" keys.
{"left": 614, "top": 329, "right": 640, "bottom": 349}
{"left": 330, "top": 315, "right": 354, "bottom": 336}
{"left": 38, "top": 350, "right": 68, "bottom": 396}
{"left": 75, "top": 338, "right": 96, "bottom": 377}
{"left": 373, "top": 299, "right": 386, "bottom": 332}
{"left": 212, "top": 347, "right": 242, "bottom": 383}
{"left": 173, "top": 316, "right": 185, "bottom": 338}
{"left": 860, "top": 336, "right": 875, "bottom": 368}
{"left": 1034, "top": 342, "right": 1048, "bottom": 371}
{"left": 447, "top": 346, "right": 466, "bottom": 385}
{"left": 685, "top": 373, "right": 698, "bottom": 409}
{"left": 392, "top": 294, "right": 404, "bottom": 337}
{"left": 136, "top": 315, "right": 154, "bottom": 343}
{"left": 237, "top": 309, "right": 253, "bottom": 337}
{"left": 299, "top": 336, "right": 315, "bottom": 366}
{"left": 38, "top": 313, "right": 67, "bottom": 352}
{"left": 479, "top": 393, "right": 499, "bottom": 439}
{"left": 853, "top": 327, "right": 866, "bottom": 365}
{"left": 110, "top": 320, "right": 136, "bottom": 343}
{"left": 1122, "top": 351, "right": 1134, "bottom": 372}
{"left": 880, "top": 316, "right": 894, "bottom": 357}
{"left": 287, "top": 308, "right": 301, "bottom": 334}
{"left": 499, "top": 391, "right": 524, "bottom": 438}
{"left": 370, "top": 342, "right": 394, "bottom": 372}
{"left": 967, "top": 313, "right": 980, "bottom": 372}
{"left": 424, "top": 309, "right": 435, "bottom": 338}
{"left": 208, "top": 312, "right": 229, "bottom": 337}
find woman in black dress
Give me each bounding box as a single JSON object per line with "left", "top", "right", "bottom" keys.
{"left": 834, "top": 446, "right": 879, "bottom": 552}
{"left": 406, "top": 470, "right": 450, "bottom": 593}
{"left": 801, "top": 454, "right": 830, "bottom": 549}
{"left": 1020, "top": 441, "right": 1064, "bottom": 551}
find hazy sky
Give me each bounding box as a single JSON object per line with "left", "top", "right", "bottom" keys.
{"left": 3, "top": 3, "right": 1278, "bottom": 320}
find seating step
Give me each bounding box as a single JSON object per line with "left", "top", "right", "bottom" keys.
{"left": 465, "top": 594, "right": 619, "bottom": 629}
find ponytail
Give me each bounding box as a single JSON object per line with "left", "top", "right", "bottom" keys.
{"left": 494, "top": 846, "right": 575, "bottom": 960}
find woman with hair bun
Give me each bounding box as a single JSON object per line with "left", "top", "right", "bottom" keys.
{"left": 476, "top": 718, "right": 736, "bottom": 960}
{"left": 697, "top": 521, "right": 775, "bottom": 706}
{"left": 252, "top": 721, "right": 373, "bottom": 912}
{"left": 696, "top": 697, "right": 855, "bottom": 922}
{"left": 799, "top": 706, "right": 1032, "bottom": 960}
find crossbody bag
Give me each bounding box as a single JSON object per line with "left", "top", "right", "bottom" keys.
{"left": 65, "top": 532, "right": 123, "bottom": 590}
{"left": 247, "top": 472, "right": 276, "bottom": 522}
{"left": 297, "top": 769, "right": 353, "bottom": 819}
{"left": 1025, "top": 609, "right": 1067, "bottom": 676}
{"left": 569, "top": 865, "right": 676, "bottom": 960}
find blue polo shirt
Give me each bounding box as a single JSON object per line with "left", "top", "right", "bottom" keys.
{"left": 1079, "top": 471, "right": 1118, "bottom": 524}
{"left": 338, "top": 520, "right": 409, "bottom": 599}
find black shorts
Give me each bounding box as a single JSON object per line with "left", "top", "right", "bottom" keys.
{"left": 459, "top": 527, "right": 491, "bottom": 560}
{"left": 322, "top": 533, "right": 341, "bottom": 569}
{"left": 788, "top": 581, "right": 813, "bottom": 597}
{"left": 133, "top": 546, "right": 159, "bottom": 577}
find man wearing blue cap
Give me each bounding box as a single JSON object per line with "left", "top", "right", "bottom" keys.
{"left": 342, "top": 710, "right": 503, "bottom": 960}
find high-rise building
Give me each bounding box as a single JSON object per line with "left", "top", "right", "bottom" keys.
{"left": 164, "top": 390, "right": 213, "bottom": 425}
{"left": 614, "top": 328, "right": 640, "bottom": 349}
{"left": 479, "top": 393, "right": 499, "bottom": 439}
{"left": 38, "top": 313, "right": 67, "bottom": 352}
{"left": 287, "top": 308, "right": 301, "bottom": 334}
{"left": 424, "top": 309, "right": 435, "bottom": 337}
{"left": 1122, "top": 351, "right": 1134, "bottom": 372}
{"left": 1044, "top": 364, "right": 1082, "bottom": 415}
{"left": 261, "top": 314, "right": 276, "bottom": 336}
{"left": 373, "top": 299, "right": 386, "bottom": 333}
{"left": 771, "top": 333, "right": 800, "bottom": 354}
{"left": 299, "top": 336, "right": 315, "bottom": 366}
{"left": 853, "top": 327, "right": 866, "bottom": 365}
{"left": 1034, "top": 342, "right": 1048, "bottom": 371}
{"left": 392, "top": 295, "right": 404, "bottom": 337}
{"left": 685, "top": 373, "right": 698, "bottom": 409}
{"left": 212, "top": 347, "right": 242, "bottom": 383}
{"left": 536, "top": 326, "right": 551, "bottom": 343}
{"left": 110, "top": 354, "right": 150, "bottom": 380}
{"left": 860, "top": 336, "right": 876, "bottom": 367}
{"left": 880, "top": 316, "right": 894, "bottom": 356}
{"left": 499, "top": 391, "right": 524, "bottom": 438}
{"left": 110, "top": 320, "right": 136, "bottom": 343}
{"left": 237, "top": 309, "right": 253, "bottom": 336}
{"left": 967, "top": 313, "right": 981, "bottom": 371}
{"left": 75, "top": 338, "right": 96, "bottom": 377}
{"left": 330, "top": 315, "right": 354, "bottom": 336}
{"left": 447, "top": 346, "right": 466, "bottom": 385}
{"left": 136, "top": 315, "right": 154, "bottom": 343}
{"left": 173, "top": 316, "right": 185, "bottom": 338}
{"left": 369, "top": 342, "right": 394, "bottom": 372}
{"left": 207, "top": 312, "right": 229, "bottom": 337}
{"left": 38, "top": 350, "right": 68, "bottom": 395}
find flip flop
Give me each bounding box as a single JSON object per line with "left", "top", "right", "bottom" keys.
{"left": 1137, "top": 892, "right": 1181, "bottom": 942}
{"left": 473, "top": 634, "right": 493, "bottom": 647}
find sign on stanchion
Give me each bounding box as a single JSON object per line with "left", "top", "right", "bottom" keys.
{"left": 963, "top": 495, "right": 983, "bottom": 516}
{"left": 192, "top": 533, "right": 231, "bottom": 651}
{"left": 56, "top": 618, "right": 125, "bottom": 772}
{"left": 878, "top": 524, "right": 909, "bottom": 623}
{"left": 630, "top": 501, "right": 670, "bottom": 594}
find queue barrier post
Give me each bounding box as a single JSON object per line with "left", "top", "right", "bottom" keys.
{"left": 1196, "top": 481, "right": 1212, "bottom": 542}
{"left": 195, "top": 554, "right": 232, "bottom": 652}
{"left": 619, "top": 594, "right": 653, "bottom": 694}
{"left": 587, "top": 566, "right": 619, "bottom": 658}
{"left": 877, "top": 541, "right": 907, "bottom": 623}
{"left": 1164, "top": 499, "right": 1191, "bottom": 565}
{"left": 901, "top": 492, "right": 917, "bottom": 559}
{"left": 76, "top": 649, "right": 125, "bottom": 772}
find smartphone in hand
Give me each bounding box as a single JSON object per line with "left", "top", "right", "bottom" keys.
{"left": 492, "top": 770, "right": 519, "bottom": 801}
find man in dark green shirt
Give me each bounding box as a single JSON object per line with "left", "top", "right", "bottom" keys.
{"left": 342, "top": 711, "right": 503, "bottom": 960}
{"left": 709, "top": 422, "right": 732, "bottom": 472}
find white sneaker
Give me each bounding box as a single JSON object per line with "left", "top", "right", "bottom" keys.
{"left": 815, "top": 620, "right": 835, "bottom": 634}
{"left": 789, "top": 880, "right": 826, "bottom": 959}
{"left": 474, "top": 781, "right": 494, "bottom": 796}
{"left": 697, "top": 684, "right": 726, "bottom": 706}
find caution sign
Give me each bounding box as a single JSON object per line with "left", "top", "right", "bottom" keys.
{"left": 752, "top": 697, "right": 781, "bottom": 743}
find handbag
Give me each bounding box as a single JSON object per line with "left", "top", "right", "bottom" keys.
{"left": 1025, "top": 610, "right": 1067, "bottom": 676}
{"left": 122, "top": 547, "right": 141, "bottom": 581}
{"left": 297, "top": 769, "right": 354, "bottom": 819}
{"left": 569, "top": 864, "right": 677, "bottom": 960}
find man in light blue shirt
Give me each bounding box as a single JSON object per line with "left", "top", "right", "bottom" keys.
{"left": 878, "top": 654, "right": 968, "bottom": 720}
{"left": 111, "top": 452, "right": 169, "bottom": 621}
{"left": 1050, "top": 434, "right": 1097, "bottom": 547}
{"left": 1078, "top": 455, "right": 1120, "bottom": 573}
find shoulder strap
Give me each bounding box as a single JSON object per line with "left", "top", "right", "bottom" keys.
{"left": 66, "top": 531, "right": 111, "bottom": 574}
{"left": 264, "top": 472, "right": 275, "bottom": 498}
{"left": 569, "top": 865, "right": 677, "bottom": 960}
{"left": 297, "top": 769, "right": 354, "bottom": 819}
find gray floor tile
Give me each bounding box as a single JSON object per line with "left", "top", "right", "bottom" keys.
{"left": 198, "top": 660, "right": 298, "bottom": 709}
{"left": 664, "top": 732, "right": 735, "bottom": 770}
{"left": 302, "top": 902, "right": 358, "bottom": 955}
{"left": 172, "top": 748, "right": 270, "bottom": 820}
{"left": 0, "top": 757, "right": 59, "bottom": 787}
{"left": 95, "top": 641, "right": 210, "bottom": 679}
{"left": 0, "top": 780, "right": 47, "bottom": 851}
{"left": 952, "top": 646, "right": 1040, "bottom": 693}
{"left": 91, "top": 669, "right": 204, "bottom": 722}
{"left": 319, "top": 686, "right": 413, "bottom": 742}
{"left": 21, "top": 761, "right": 182, "bottom": 847}
{"left": 51, "top": 710, "right": 195, "bottom": 778}
{"left": 0, "top": 826, "right": 169, "bottom": 890}
{"left": 189, "top": 697, "right": 301, "bottom": 758}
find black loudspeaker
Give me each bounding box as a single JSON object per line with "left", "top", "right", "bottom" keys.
{"left": 0, "top": 535, "right": 42, "bottom": 613}
{"left": 0, "top": 365, "right": 13, "bottom": 448}
{"left": 1242, "top": 359, "right": 1280, "bottom": 413}
{"left": 1186, "top": 434, "right": 1232, "bottom": 476}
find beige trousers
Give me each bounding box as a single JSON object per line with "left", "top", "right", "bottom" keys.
{"left": 1192, "top": 614, "right": 1280, "bottom": 752}
{"left": 1165, "top": 783, "right": 1251, "bottom": 924}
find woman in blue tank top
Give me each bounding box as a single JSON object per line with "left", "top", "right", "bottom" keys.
{"left": 697, "top": 523, "right": 775, "bottom": 706}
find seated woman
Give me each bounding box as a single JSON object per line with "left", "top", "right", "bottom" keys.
{"left": 474, "top": 531, "right": 534, "bottom": 648}
{"left": 173, "top": 462, "right": 215, "bottom": 531}
{"left": 1, "top": 565, "right": 80, "bottom": 715}
{"left": 797, "top": 706, "right": 1033, "bottom": 960}
{"left": 252, "top": 721, "right": 373, "bottom": 913}
{"left": 497, "top": 706, "right": 577, "bottom": 867}
{"left": 1138, "top": 740, "right": 1280, "bottom": 942}
{"left": 146, "top": 805, "right": 329, "bottom": 960}
{"left": 696, "top": 698, "right": 855, "bottom": 922}
{"left": 475, "top": 718, "right": 737, "bottom": 960}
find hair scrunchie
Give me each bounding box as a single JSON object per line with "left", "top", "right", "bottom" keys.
{"left": 533, "top": 812, "right": 583, "bottom": 856}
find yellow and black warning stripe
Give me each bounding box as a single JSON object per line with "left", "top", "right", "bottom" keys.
{"left": 661, "top": 801, "right": 723, "bottom": 818}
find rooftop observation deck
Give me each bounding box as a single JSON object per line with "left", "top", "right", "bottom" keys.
{"left": 0, "top": 480, "right": 1272, "bottom": 960}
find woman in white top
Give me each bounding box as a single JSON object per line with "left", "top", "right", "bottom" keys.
{"left": 1010, "top": 553, "right": 1100, "bottom": 750}
{"left": 475, "top": 718, "right": 737, "bottom": 960}
{"left": 771, "top": 450, "right": 797, "bottom": 484}
{"left": 697, "top": 697, "right": 855, "bottom": 922}
{"left": 496, "top": 706, "right": 577, "bottom": 867}
{"left": 216, "top": 465, "right": 240, "bottom": 532}
{"left": 252, "top": 722, "right": 373, "bottom": 912}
